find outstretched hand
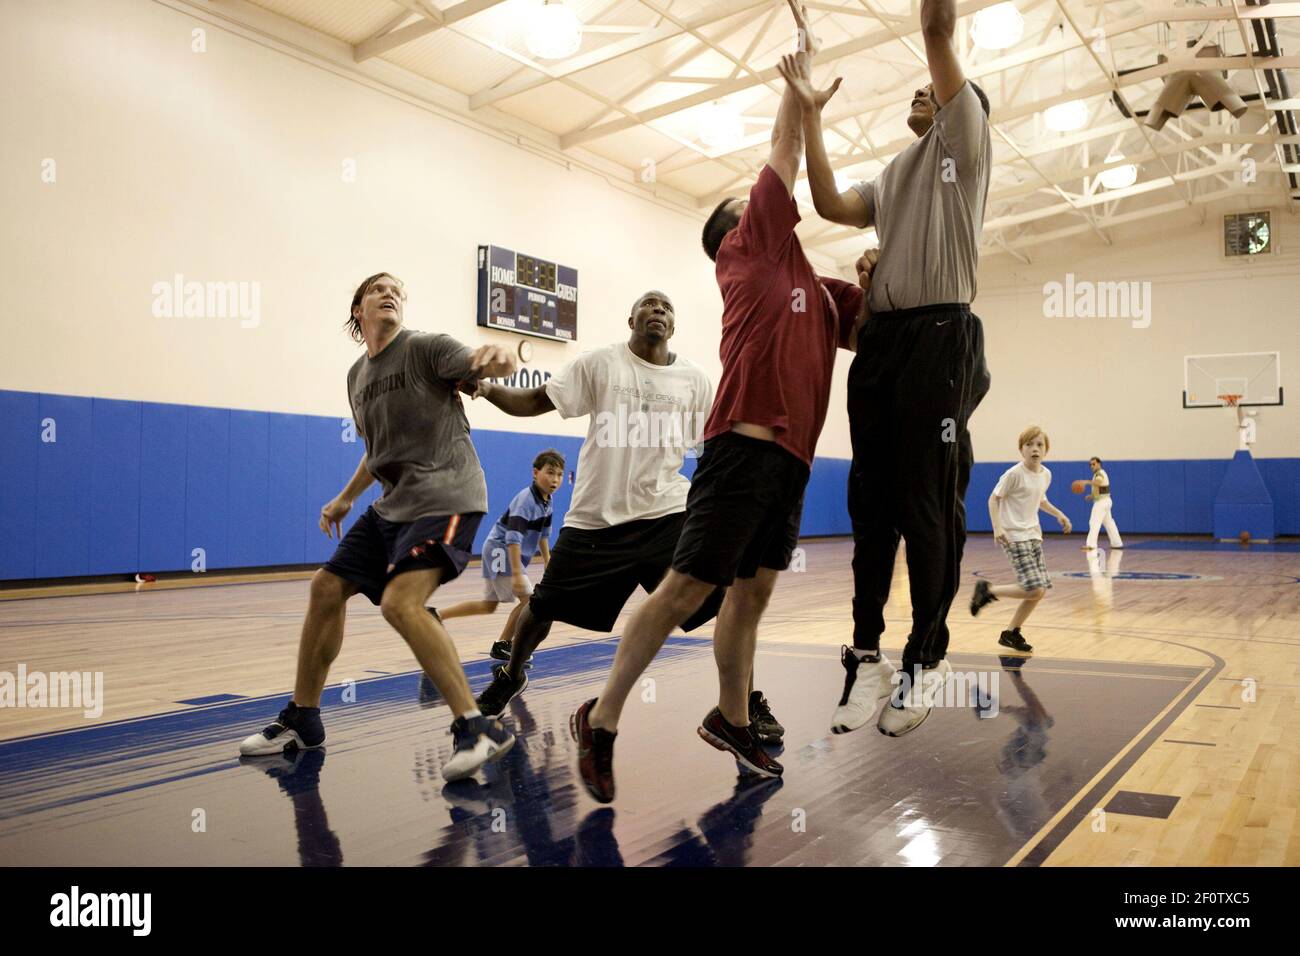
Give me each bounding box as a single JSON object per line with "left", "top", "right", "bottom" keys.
{"left": 784, "top": 0, "right": 820, "bottom": 57}
{"left": 776, "top": 53, "right": 842, "bottom": 113}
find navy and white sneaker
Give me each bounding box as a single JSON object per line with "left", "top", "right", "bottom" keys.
{"left": 442, "top": 715, "right": 516, "bottom": 782}
{"left": 239, "top": 702, "right": 325, "bottom": 756}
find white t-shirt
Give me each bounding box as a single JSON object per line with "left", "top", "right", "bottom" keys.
{"left": 1094, "top": 469, "right": 1110, "bottom": 496}
{"left": 546, "top": 343, "right": 714, "bottom": 530}
{"left": 993, "top": 462, "right": 1051, "bottom": 542}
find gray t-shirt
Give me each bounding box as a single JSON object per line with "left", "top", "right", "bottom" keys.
{"left": 347, "top": 328, "right": 488, "bottom": 522}
{"left": 853, "top": 81, "right": 992, "bottom": 313}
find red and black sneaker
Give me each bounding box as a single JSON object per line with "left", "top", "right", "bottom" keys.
{"left": 570, "top": 698, "right": 617, "bottom": 803}
{"left": 697, "top": 707, "right": 784, "bottom": 778}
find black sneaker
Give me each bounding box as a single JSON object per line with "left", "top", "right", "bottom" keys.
{"left": 748, "top": 690, "right": 784, "bottom": 743}
{"left": 489, "top": 640, "right": 533, "bottom": 669}
{"left": 998, "top": 629, "right": 1033, "bottom": 653}
{"left": 698, "top": 707, "right": 783, "bottom": 778}
{"left": 238, "top": 702, "right": 324, "bottom": 756}
{"left": 442, "top": 715, "right": 515, "bottom": 782}
{"left": 970, "top": 579, "right": 997, "bottom": 616}
{"left": 476, "top": 664, "right": 529, "bottom": 718}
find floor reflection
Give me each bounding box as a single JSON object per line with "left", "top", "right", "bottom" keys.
{"left": 976, "top": 657, "right": 1059, "bottom": 843}
{"left": 1087, "top": 547, "right": 1124, "bottom": 612}
{"left": 238, "top": 749, "right": 343, "bottom": 867}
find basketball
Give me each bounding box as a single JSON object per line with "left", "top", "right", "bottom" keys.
{"left": 1071, "top": 479, "right": 1086, "bottom": 494}
{"left": 1240, "top": 531, "right": 1252, "bottom": 544}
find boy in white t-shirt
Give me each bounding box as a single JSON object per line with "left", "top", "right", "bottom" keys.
{"left": 1081, "top": 456, "right": 1123, "bottom": 550}
{"left": 968, "top": 425, "right": 1072, "bottom": 653}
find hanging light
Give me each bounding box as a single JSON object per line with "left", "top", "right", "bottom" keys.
{"left": 1044, "top": 100, "right": 1090, "bottom": 132}
{"left": 971, "top": 3, "right": 1024, "bottom": 50}
{"left": 525, "top": 1, "right": 582, "bottom": 60}
{"left": 697, "top": 101, "right": 746, "bottom": 151}
{"left": 1098, "top": 154, "right": 1138, "bottom": 190}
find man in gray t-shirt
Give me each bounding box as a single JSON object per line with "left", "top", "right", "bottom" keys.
{"left": 781, "top": 0, "right": 993, "bottom": 738}
{"left": 238, "top": 271, "right": 521, "bottom": 782}
{"left": 346, "top": 327, "right": 488, "bottom": 521}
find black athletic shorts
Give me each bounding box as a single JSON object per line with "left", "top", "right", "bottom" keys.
{"left": 671, "top": 431, "right": 809, "bottom": 587}
{"left": 527, "top": 512, "right": 725, "bottom": 633}
{"left": 323, "top": 505, "right": 484, "bottom": 605}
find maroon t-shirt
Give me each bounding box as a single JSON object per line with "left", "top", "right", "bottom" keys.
{"left": 702, "top": 164, "right": 864, "bottom": 467}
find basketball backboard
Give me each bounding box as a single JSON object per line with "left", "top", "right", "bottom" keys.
{"left": 1183, "top": 352, "right": 1283, "bottom": 408}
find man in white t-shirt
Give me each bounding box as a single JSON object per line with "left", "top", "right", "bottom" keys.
{"left": 968, "top": 425, "right": 1071, "bottom": 654}
{"left": 462, "top": 292, "right": 790, "bottom": 735}
{"left": 1082, "top": 456, "right": 1123, "bottom": 551}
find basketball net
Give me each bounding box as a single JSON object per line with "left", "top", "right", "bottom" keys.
{"left": 1219, "top": 394, "right": 1249, "bottom": 451}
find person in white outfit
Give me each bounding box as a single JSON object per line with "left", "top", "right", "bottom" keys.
{"left": 1082, "top": 457, "right": 1123, "bottom": 551}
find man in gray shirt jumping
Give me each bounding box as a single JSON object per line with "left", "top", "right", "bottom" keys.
{"left": 238, "top": 271, "right": 520, "bottom": 782}
{"left": 780, "top": 0, "right": 992, "bottom": 737}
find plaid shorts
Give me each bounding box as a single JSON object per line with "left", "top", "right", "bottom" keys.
{"left": 1003, "top": 539, "right": 1052, "bottom": 592}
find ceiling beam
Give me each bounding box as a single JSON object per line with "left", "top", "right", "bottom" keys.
{"left": 353, "top": 0, "right": 511, "bottom": 62}
{"left": 469, "top": 0, "right": 772, "bottom": 109}
{"left": 807, "top": 151, "right": 1287, "bottom": 250}
{"left": 559, "top": 0, "right": 1013, "bottom": 148}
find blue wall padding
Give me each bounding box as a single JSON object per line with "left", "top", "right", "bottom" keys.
{"left": 266, "top": 413, "right": 307, "bottom": 566}
{"left": 89, "top": 399, "right": 142, "bottom": 575}
{"left": 227, "top": 410, "right": 270, "bottom": 568}
{"left": 36, "top": 394, "right": 92, "bottom": 578}
{"left": 1213, "top": 450, "right": 1275, "bottom": 540}
{"left": 1, "top": 388, "right": 1297, "bottom": 581}
{"left": 185, "top": 407, "right": 231, "bottom": 572}
{"left": 0, "top": 391, "right": 40, "bottom": 580}
{"left": 138, "top": 402, "right": 188, "bottom": 572}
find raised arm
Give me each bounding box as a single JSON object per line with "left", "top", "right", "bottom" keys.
{"left": 768, "top": 64, "right": 803, "bottom": 193}
{"left": 920, "top": 0, "right": 966, "bottom": 107}
{"left": 471, "top": 380, "right": 556, "bottom": 417}
{"left": 777, "top": 41, "right": 869, "bottom": 227}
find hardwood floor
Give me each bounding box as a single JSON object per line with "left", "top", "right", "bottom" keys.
{"left": 1, "top": 535, "right": 1296, "bottom": 865}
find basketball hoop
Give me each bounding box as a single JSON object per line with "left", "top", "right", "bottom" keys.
{"left": 1219, "top": 394, "right": 1242, "bottom": 407}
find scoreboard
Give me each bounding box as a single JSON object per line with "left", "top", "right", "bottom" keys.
{"left": 476, "top": 244, "right": 578, "bottom": 342}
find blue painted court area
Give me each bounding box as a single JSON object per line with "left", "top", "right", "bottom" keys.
{"left": 0, "top": 639, "right": 1203, "bottom": 867}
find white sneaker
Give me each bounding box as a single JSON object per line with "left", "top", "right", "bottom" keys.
{"left": 442, "top": 715, "right": 515, "bottom": 782}
{"left": 831, "top": 647, "right": 897, "bottom": 734}
{"left": 878, "top": 660, "right": 952, "bottom": 737}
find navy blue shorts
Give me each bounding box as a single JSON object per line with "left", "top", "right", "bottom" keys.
{"left": 322, "top": 505, "right": 484, "bottom": 605}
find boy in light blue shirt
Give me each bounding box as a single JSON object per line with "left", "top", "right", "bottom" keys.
{"left": 439, "top": 449, "right": 565, "bottom": 660}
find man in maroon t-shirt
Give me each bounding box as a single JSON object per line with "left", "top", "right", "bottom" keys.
{"left": 570, "top": 1, "right": 872, "bottom": 803}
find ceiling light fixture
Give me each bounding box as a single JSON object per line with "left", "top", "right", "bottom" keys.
{"left": 697, "top": 101, "right": 746, "bottom": 151}
{"left": 1044, "top": 100, "right": 1089, "bottom": 132}
{"left": 525, "top": 1, "right": 582, "bottom": 60}
{"left": 1098, "top": 155, "right": 1138, "bottom": 190}
{"left": 971, "top": 3, "right": 1025, "bottom": 51}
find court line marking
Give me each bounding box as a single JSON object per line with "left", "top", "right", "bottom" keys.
{"left": 759, "top": 649, "right": 1195, "bottom": 681}
{"left": 1005, "top": 634, "right": 1224, "bottom": 867}
{"left": 1162, "top": 739, "right": 1216, "bottom": 746}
